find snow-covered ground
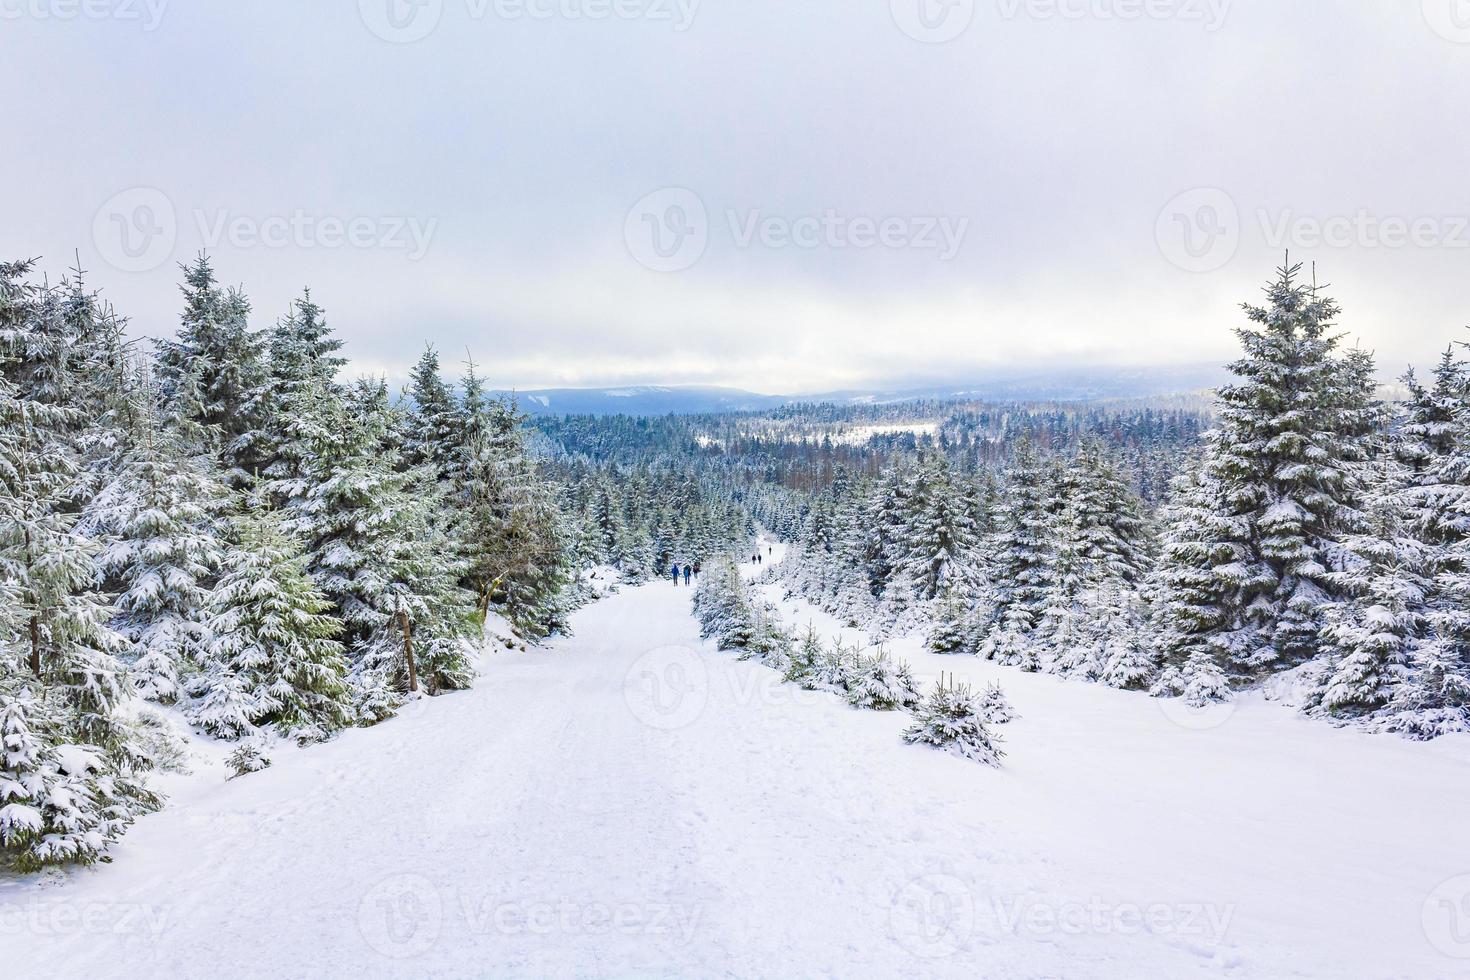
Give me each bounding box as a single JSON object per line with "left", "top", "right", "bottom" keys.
{"left": 5, "top": 544, "right": 1470, "bottom": 978}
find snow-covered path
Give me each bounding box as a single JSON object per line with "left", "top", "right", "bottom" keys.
{"left": 7, "top": 558, "right": 1470, "bottom": 978}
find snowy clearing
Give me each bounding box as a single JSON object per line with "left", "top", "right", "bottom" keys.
{"left": 3, "top": 548, "right": 1467, "bottom": 978}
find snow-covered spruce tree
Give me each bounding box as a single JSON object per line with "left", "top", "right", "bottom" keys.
{"left": 1203, "top": 262, "right": 1376, "bottom": 673}
{"left": 82, "top": 366, "right": 232, "bottom": 704}
{"left": 1382, "top": 364, "right": 1470, "bottom": 738}
{"left": 196, "top": 505, "right": 353, "bottom": 743}
{"left": 455, "top": 370, "right": 572, "bottom": 639}
{"left": 276, "top": 379, "right": 476, "bottom": 697}
{"left": 813, "top": 639, "right": 858, "bottom": 693}
{"left": 784, "top": 625, "right": 825, "bottom": 688}
{"left": 979, "top": 682, "right": 1015, "bottom": 725}
{"left": 893, "top": 454, "right": 979, "bottom": 603}
{"left": 1148, "top": 463, "right": 1235, "bottom": 705}
{"left": 154, "top": 256, "right": 270, "bottom": 482}
{"left": 400, "top": 345, "right": 464, "bottom": 481}
{"left": 927, "top": 585, "right": 977, "bottom": 655}
{"left": 0, "top": 683, "right": 142, "bottom": 872}
{"left": 225, "top": 738, "right": 272, "bottom": 779}
{"left": 903, "top": 680, "right": 1004, "bottom": 767}
{"left": 0, "top": 355, "right": 159, "bottom": 869}
{"left": 977, "top": 440, "right": 1052, "bottom": 671}
{"left": 1397, "top": 352, "right": 1464, "bottom": 480}
{"left": 846, "top": 650, "right": 922, "bottom": 711}
{"left": 1039, "top": 442, "right": 1154, "bottom": 678}
{"left": 693, "top": 560, "right": 756, "bottom": 650}
{"left": 1305, "top": 435, "right": 1426, "bottom": 722}
{"left": 739, "top": 601, "right": 791, "bottom": 668}
{"left": 257, "top": 289, "right": 345, "bottom": 485}
{"left": 1090, "top": 583, "right": 1157, "bottom": 690}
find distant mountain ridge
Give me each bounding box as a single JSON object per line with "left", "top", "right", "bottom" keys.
{"left": 499, "top": 365, "right": 1232, "bottom": 417}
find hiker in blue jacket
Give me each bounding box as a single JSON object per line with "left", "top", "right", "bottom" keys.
{"left": 671, "top": 563, "right": 681, "bottom": 585}
{"left": 684, "top": 565, "right": 692, "bottom": 586}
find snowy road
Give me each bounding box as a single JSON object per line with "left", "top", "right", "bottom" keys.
{"left": 7, "top": 560, "right": 1470, "bottom": 978}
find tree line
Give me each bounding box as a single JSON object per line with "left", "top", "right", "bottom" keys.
{"left": 774, "top": 263, "right": 1470, "bottom": 740}
{"left": 0, "top": 255, "right": 571, "bottom": 870}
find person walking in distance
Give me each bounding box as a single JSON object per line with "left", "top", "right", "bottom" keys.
{"left": 672, "top": 562, "right": 681, "bottom": 586}
{"left": 684, "top": 565, "right": 692, "bottom": 586}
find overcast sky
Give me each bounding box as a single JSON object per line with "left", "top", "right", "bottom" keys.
{"left": 2, "top": 1, "right": 1467, "bottom": 393}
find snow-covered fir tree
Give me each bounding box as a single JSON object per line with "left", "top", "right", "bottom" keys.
{"left": 903, "top": 680, "right": 1004, "bottom": 767}
{"left": 846, "top": 651, "right": 922, "bottom": 711}
{"left": 154, "top": 255, "right": 270, "bottom": 482}
{"left": 1201, "top": 262, "right": 1375, "bottom": 672}
{"left": 83, "top": 367, "right": 231, "bottom": 704}
{"left": 977, "top": 440, "right": 1052, "bottom": 670}
{"left": 195, "top": 505, "right": 353, "bottom": 743}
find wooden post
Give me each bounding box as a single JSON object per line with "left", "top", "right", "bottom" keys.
{"left": 398, "top": 609, "right": 419, "bottom": 694}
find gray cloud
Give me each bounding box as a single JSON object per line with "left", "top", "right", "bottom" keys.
{"left": 2, "top": 1, "right": 1466, "bottom": 392}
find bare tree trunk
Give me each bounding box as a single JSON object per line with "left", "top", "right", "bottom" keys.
{"left": 398, "top": 610, "right": 419, "bottom": 694}
{"left": 478, "top": 575, "right": 504, "bottom": 619}
{"left": 29, "top": 615, "right": 41, "bottom": 678}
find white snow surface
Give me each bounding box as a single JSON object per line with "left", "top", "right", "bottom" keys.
{"left": 5, "top": 543, "right": 1470, "bottom": 978}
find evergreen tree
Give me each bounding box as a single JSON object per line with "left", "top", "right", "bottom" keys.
{"left": 1203, "top": 262, "right": 1373, "bottom": 671}
{"left": 1149, "top": 464, "right": 1234, "bottom": 704}
{"left": 259, "top": 289, "right": 345, "bottom": 481}
{"left": 0, "top": 334, "right": 159, "bottom": 868}
{"left": 195, "top": 506, "right": 352, "bottom": 743}
{"left": 155, "top": 256, "right": 269, "bottom": 480}
{"left": 894, "top": 455, "right": 978, "bottom": 602}
{"left": 903, "top": 680, "right": 1004, "bottom": 767}
{"left": 1312, "top": 446, "right": 1424, "bottom": 719}
{"left": 401, "top": 345, "right": 463, "bottom": 479}
{"left": 977, "top": 441, "right": 1051, "bottom": 670}
{"left": 83, "top": 369, "right": 231, "bottom": 704}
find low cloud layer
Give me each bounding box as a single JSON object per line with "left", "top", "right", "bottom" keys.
{"left": 3, "top": 2, "right": 1466, "bottom": 390}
